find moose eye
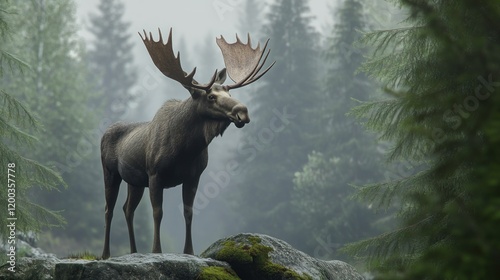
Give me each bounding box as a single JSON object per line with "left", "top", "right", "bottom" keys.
{"left": 208, "top": 94, "right": 216, "bottom": 101}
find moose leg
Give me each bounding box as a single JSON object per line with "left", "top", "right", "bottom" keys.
{"left": 102, "top": 169, "right": 122, "bottom": 259}
{"left": 123, "top": 184, "right": 145, "bottom": 254}
{"left": 149, "top": 175, "right": 163, "bottom": 253}
{"left": 182, "top": 178, "right": 199, "bottom": 255}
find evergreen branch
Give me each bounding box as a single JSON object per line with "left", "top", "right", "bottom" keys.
{"left": 341, "top": 211, "right": 445, "bottom": 271}
{"left": 0, "top": 116, "right": 38, "bottom": 147}
{"left": 0, "top": 3, "right": 17, "bottom": 37}
{"left": 0, "top": 49, "right": 31, "bottom": 75}
{"left": 0, "top": 144, "right": 66, "bottom": 240}
{"left": 0, "top": 90, "right": 38, "bottom": 123}
{"left": 0, "top": 141, "right": 66, "bottom": 190}
{"left": 0, "top": 90, "right": 42, "bottom": 150}
{"left": 353, "top": 165, "right": 440, "bottom": 211}
{"left": 2, "top": 196, "right": 66, "bottom": 238}
{"left": 0, "top": 89, "right": 39, "bottom": 128}
{"left": 350, "top": 99, "right": 404, "bottom": 140}
{"left": 19, "top": 156, "right": 67, "bottom": 190}
{"left": 23, "top": 199, "right": 66, "bottom": 228}
{"left": 360, "top": 26, "right": 422, "bottom": 56}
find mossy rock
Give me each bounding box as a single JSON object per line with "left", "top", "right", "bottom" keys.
{"left": 201, "top": 233, "right": 364, "bottom": 280}
{"left": 197, "top": 266, "right": 240, "bottom": 280}
{"left": 202, "top": 234, "right": 312, "bottom": 280}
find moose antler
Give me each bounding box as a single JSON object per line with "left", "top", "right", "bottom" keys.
{"left": 139, "top": 28, "right": 218, "bottom": 91}
{"left": 216, "top": 34, "right": 276, "bottom": 90}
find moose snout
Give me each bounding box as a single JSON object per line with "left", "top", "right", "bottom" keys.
{"left": 231, "top": 104, "right": 250, "bottom": 128}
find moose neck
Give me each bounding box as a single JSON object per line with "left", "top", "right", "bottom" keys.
{"left": 150, "top": 97, "right": 230, "bottom": 153}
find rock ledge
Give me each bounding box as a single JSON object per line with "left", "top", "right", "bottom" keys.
{"left": 1, "top": 233, "right": 364, "bottom": 280}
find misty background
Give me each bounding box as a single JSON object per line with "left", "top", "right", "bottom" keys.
{"left": 3, "top": 1, "right": 500, "bottom": 278}
{"left": 2, "top": 0, "right": 400, "bottom": 264}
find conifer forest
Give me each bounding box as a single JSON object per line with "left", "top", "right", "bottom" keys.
{"left": 1, "top": 0, "right": 499, "bottom": 279}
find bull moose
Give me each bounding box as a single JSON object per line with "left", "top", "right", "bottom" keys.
{"left": 100, "top": 28, "right": 274, "bottom": 259}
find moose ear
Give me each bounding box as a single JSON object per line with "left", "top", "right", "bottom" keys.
{"left": 215, "top": 68, "right": 227, "bottom": 84}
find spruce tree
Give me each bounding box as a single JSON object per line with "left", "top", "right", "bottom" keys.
{"left": 346, "top": 0, "right": 500, "bottom": 278}
{"left": 88, "top": 0, "right": 137, "bottom": 121}
{"left": 291, "top": 0, "right": 386, "bottom": 260}
{"left": 230, "top": 0, "right": 320, "bottom": 246}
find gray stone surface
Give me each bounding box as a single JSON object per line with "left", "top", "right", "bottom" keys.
{"left": 54, "top": 253, "right": 234, "bottom": 280}
{"left": 0, "top": 254, "right": 60, "bottom": 280}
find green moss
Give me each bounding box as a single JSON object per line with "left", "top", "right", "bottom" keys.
{"left": 216, "top": 241, "right": 254, "bottom": 265}
{"left": 215, "top": 236, "right": 312, "bottom": 280}
{"left": 66, "top": 251, "right": 98, "bottom": 260}
{"left": 196, "top": 266, "right": 240, "bottom": 280}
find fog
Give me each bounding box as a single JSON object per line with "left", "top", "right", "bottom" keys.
{"left": 0, "top": 0, "right": 402, "bottom": 263}
{"left": 2, "top": 1, "right": 494, "bottom": 278}
{"left": 71, "top": 0, "right": 335, "bottom": 254}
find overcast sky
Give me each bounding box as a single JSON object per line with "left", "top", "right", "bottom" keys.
{"left": 75, "top": 0, "right": 333, "bottom": 44}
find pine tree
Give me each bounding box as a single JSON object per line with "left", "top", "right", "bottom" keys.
{"left": 290, "top": 0, "right": 386, "bottom": 260}
{"left": 3, "top": 0, "right": 106, "bottom": 256}
{"left": 230, "top": 0, "right": 320, "bottom": 247}
{"left": 0, "top": 0, "right": 65, "bottom": 260}
{"left": 88, "top": 0, "right": 137, "bottom": 121}
{"left": 346, "top": 0, "right": 500, "bottom": 278}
